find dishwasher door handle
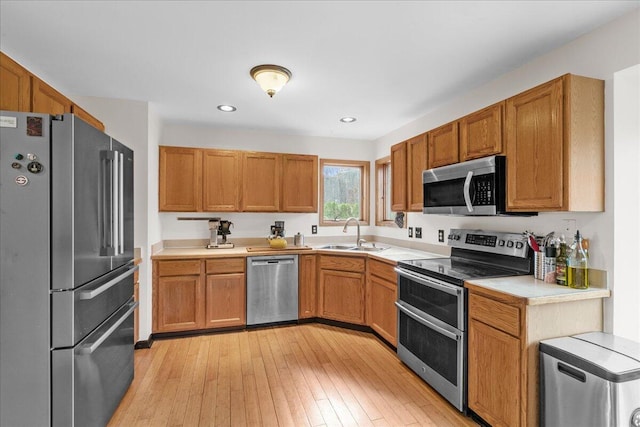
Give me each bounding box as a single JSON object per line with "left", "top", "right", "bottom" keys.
{"left": 251, "top": 259, "right": 296, "bottom": 266}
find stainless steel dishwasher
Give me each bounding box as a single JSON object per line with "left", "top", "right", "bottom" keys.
{"left": 246, "top": 255, "right": 298, "bottom": 326}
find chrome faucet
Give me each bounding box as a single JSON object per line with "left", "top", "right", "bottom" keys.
{"left": 343, "top": 217, "right": 366, "bottom": 247}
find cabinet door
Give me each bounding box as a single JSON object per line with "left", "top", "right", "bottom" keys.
{"left": 156, "top": 275, "right": 204, "bottom": 332}
{"left": 319, "top": 269, "right": 365, "bottom": 324}
{"left": 282, "top": 154, "right": 318, "bottom": 212}
{"left": 505, "top": 78, "right": 563, "bottom": 211}
{"left": 368, "top": 275, "right": 397, "bottom": 346}
{"left": 241, "top": 152, "right": 281, "bottom": 212}
{"left": 71, "top": 104, "right": 105, "bottom": 132}
{"left": 0, "top": 52, "right": 31, "bottom": 111}
{"left": 460, "top": 102, "right": 503, "bottom": 161}
{"left": 407, "top": 133, "right": 428, "bottom": 211}
{"left": 390, "top": 141, "right": 407, "bottom": 211}
{"left": 159, "top": 146, "right": 203, "bottom": 211}
{"left": 299, "top": 254, "right": 317, "bottom": 319}
{"left": 31, "top": 78, "right": 72, "bottom": 115}
{"left": 203, "top": 149, "right": 241, "bottom": 211}
{"left": 427, "top": 121, "right": 459, "bottom": 168}
{"left": 468, "top": 318, "right": 521, "bottom": 427}
{"left": 205, "top": 273, "right": 245, "bottom": 328}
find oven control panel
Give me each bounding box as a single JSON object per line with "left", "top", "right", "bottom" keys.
{"left": 448, "top": 229, "right": 529, "bottom": 258}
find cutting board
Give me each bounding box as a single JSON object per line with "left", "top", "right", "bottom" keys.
{"left": 245, "top": 246, "right": 313, "bottom": 252}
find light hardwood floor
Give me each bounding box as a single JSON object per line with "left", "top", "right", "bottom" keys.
{"left": 109, "top": 324, "right": 478, "bottom": 426}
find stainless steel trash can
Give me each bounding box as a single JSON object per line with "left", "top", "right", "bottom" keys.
{"left": 539, "top": 332, "right": 640, "bottom": 427}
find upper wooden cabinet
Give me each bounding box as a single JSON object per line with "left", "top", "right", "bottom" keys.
{"left": 159, "top": 146, "right": 318, "bottom": 213}
{"left": 203, "top": 149, "right": 241, "bottom": 211}
{"left": 505, "top": 74, "right": 604, "bottom": 212}
{"left": 159, "top": 146, "right": 203, "bottom": 212}
{"left": 407, "top": 133, "right": 428, "bottom": 211}
{"left": 460, "top": 102, "right": 504, "bottom": 161}
{"left": 427, "top": 121, "right": 459, "bottom": 169}
{"left": 31, "top": 78, "right": 72, "bottom": 115}
{"left": 241, "top": 151, "right": 281, "bottom": 212}
{"left": 281, "top": 154, "right": 318, "bottom": 212}
{"left": 390, "top": 141, "right": 408, "bottom": 211}
{"left": 0, "top": 52, "right": 31, "bottom": 111}
{"left": 0, "top": 51, "right": 104, "bottom": 131}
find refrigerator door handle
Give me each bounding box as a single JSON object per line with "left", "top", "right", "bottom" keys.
{"left": 112, "top": 150, "right": 119, "bottom": 256}
{"left": 78, "top": 301, "right": 138, "bottom": 355}
{"left": 100, "top": 150, "right": 115, "bottom": 256}
{"left": 118, "top": 151, "right": 124, "bottom": 255}
{"left": 78, "top": 265, "right": 138, "bottom": 300}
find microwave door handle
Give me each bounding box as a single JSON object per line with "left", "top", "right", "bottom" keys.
{"left": 463, "top": 171, "right": 473, "bottom": 213}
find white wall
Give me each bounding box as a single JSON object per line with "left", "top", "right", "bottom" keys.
{"left": 158, "top": 124, "right": 375, "bottom": 241}
{"left": 373, "top": 9, "right": 640, "bottom": 336}
{"left": 613, "top": 64, "right": 640, "bottom": 342}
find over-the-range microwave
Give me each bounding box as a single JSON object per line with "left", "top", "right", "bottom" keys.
{"left": 422, "top": 155, "right": 535, "bottom": 216}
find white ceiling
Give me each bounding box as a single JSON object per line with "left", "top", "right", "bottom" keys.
{"left": 1, "top": 1, "right": 637, "bottom": 140}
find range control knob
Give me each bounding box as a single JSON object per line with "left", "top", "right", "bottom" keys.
{"left": 27, "top": 161, "right": 43, "bottom": 174}
{"left": 516, "top": 242, "right": 524, "bottom": 249}
{"left": 631, "top": 408, "right": 640, "bottom": 427}
{"left": 507, "top": 241, "right": 514, "bottom": 248}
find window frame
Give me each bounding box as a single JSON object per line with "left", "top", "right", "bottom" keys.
{"left": 375, "top": 156, "right": 397, "bottom": 227}
{"left": 319, "top": 158, "right": 370, "bottom": 226}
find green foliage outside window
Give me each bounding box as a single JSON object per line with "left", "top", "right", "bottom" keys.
{"left": 322, "top": 165, "right": 362, "bottom": 221}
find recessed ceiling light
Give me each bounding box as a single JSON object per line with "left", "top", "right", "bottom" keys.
{"left": 340, "top": 117, "right": 357, "bottom": 123}
{"left": 217, "top": 104, "right": 237, "bottom": 112}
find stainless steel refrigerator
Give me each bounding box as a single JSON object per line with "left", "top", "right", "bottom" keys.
{"left": 0, "top": 111, "right": 137, "bottom": 426}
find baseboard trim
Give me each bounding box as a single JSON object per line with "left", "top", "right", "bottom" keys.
{"left": 134, "top": 337, "right": 154, "bottom": 349}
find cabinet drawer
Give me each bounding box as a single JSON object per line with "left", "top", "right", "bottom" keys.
{"left": 206, "top": 257, "right": 245, "bottom": 274}
{"left": 157, "top": 260, "right": 201, "bottom": 277}
{"left": 320, "top": 255, "right": 366, "bottom": 272}
{"left": 369, "top": 259, "right": 397, "bottom": 284}
{"left": 469, "top": 293, "right": 520, "bottom": 337}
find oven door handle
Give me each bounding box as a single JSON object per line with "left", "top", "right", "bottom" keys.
{"left": 463, "top": 170, "right": 474, "bottom": 213}
{"left": 395, "top": 302, "right": 460, "bottom": 341}
{"left": 394, "top": 268, "right": 462, "bottom": 297}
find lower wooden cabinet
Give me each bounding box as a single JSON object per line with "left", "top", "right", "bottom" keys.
{"left": 298, "top": 254, "right": 318, "bottom": 318}
{"left": 466, "top": 284, "right": 605, "bottom": 427}
{"left": 156, "top": 274, "right": 204, "bottom": 332}
{"left": 153, "top": 258, "right": 245, "bottom": 333}
{"left": 367, "top": 258, "right": 397, "bottom": 346}
{"left": 318, "top": 255, "right": 366, "bottom": 324}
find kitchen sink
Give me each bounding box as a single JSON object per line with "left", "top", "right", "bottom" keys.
{"left": 349, "top": 246, "right": 387, "bottom": 252}
{"left": 317, "top": 244, "right": 387, "bottom": 252}
{"left": 318, "top": 244, "right": 357, "bottom": 250}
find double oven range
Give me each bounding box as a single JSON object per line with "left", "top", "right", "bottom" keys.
{"left": 395, "top": 229, "right": 533, "bottom": 412}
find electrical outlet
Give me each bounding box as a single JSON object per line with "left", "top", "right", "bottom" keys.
{"left": 415, "top": 227, "right": 422, "bottom": 238}
{"left": 438, "top": 229, "right": 445, "bottom": 242}
{"left": 408, "top": 227, "right": 413, "bottom": 238}
{"left": 311, "top": 225, "right": 318, "bottom": 234}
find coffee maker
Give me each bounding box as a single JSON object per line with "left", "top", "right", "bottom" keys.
{"left": 176, "top": 217, "right": 235, "bottom": 249}
{"left": 270, "top": 221, "right": 285, "bottom": 238}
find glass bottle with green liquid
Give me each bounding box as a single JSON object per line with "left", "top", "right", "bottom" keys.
{"left": 567, "top": 230, "right": 589, "bottom": 289}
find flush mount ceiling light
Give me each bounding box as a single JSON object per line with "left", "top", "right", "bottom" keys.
{"left": 217, "top": 104, "right": 237, "bottom": 112}
{"left": 340, "top": 117, "right": 357, "bottom": 123}
{"left": 250, "top": 64, "right": 292, "bottom": 98}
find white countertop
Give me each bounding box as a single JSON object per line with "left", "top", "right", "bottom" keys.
{"left": 465, "top": 275, "right": 610, "bottom": 305}
{"left": 152, "top": 243, "right": 445, "bottom": 263}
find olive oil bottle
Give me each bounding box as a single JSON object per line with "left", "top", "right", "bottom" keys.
{"left": 567, "top": 230, "right": 589, "bottom": 289}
